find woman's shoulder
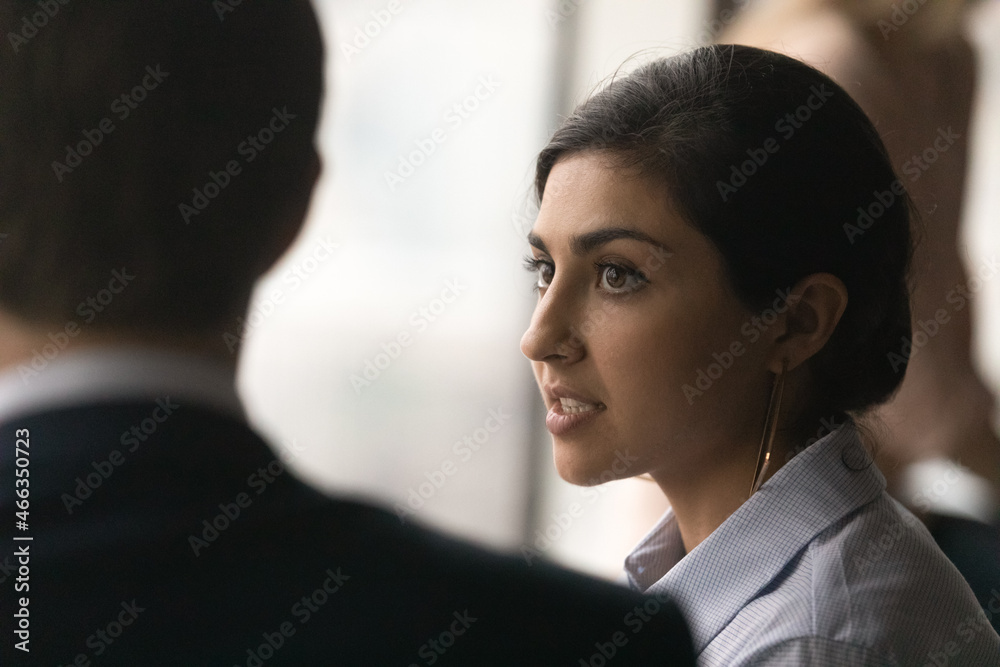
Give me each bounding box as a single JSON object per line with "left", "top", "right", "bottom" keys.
{"left": 708, "top": 490, "right": 999, "bottom": 664}
{"left": 795, "top": 492, "right": 999, "bottom": 663}
{"left": 812, "top": 490, "right": 936, "bottom": 576}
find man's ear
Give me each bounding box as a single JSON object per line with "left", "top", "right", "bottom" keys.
{"left": 768, "top": 273, "right": 848, "bottom": 373}
{"left": 259, "top": 148, "right": 323, "bottom": 275}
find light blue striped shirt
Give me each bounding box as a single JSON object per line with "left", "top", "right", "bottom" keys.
{"left": 624, "top": 420, "right": 1000, "bottom": 666}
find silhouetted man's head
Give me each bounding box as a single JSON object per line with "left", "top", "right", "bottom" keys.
{"left": 0, "top": 1, "right": 324, "bottom": 339}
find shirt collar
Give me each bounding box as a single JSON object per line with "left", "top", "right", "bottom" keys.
{"left": 0, "top": 345, "right": 245, "bottom": 424}
{"left": 624, "top": 419, "right": 885, "bottom": 653}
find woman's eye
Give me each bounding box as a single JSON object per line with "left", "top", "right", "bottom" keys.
{"left": 523, "top": 256, "right": 554, "bottom": 291}
{"left": 598, "top": 263, "right": 646, "bottom": 294}
{"left": 537, "top": 264, "right": 554, "bottom": 288}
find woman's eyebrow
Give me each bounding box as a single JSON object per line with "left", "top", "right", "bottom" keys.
{"left": 527, "top": 227, "right": 671, "bottom": 256}
{"left": 527, "top": 231, "right": 549, "bottom": 254}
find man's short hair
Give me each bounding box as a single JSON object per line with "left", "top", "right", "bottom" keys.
{"left": 0, "top": 1, "right": 324, "bottom": 333}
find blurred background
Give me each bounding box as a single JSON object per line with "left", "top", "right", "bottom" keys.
{"left": 237, "top": 0, "right": 1000, "bottom": 580}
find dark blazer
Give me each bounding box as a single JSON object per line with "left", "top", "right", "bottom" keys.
{"left": 926, "top": 513, "right": 1000, "bottom": 635}
{"left": 0, "top": 400, "right": 694, "bottom": 666}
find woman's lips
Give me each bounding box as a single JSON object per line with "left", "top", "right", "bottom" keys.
{"left": 545, "top": 398, "right": 606, "bottom": 436}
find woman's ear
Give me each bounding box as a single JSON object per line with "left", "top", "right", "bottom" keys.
{"left": 769, "top": 273, "right": 848, "bottom": 373}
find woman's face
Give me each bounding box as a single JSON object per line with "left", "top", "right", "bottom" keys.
{"left": 520, "top": 152, "right": 774, "bottom": 487}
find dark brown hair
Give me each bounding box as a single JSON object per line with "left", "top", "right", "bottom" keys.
{"left": 535, "top": 45, "right": 913, "bottom": 416}
{"left": 0, "top": 0, "right": 324, "bottom": 333}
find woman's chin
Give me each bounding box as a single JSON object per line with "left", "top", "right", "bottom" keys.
{"left": 552, "top": 443, "right": 630, "bottom": 487}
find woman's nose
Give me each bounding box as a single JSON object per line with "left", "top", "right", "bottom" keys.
{"left": 520, "top": 285, "right": 586, "bottom": 365}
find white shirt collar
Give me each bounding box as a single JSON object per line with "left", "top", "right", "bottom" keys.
{"left": 624, "top": 419, "right": 885, "bottom": 652}
{"left": 0, "top": 345, "right": 245, "bottom": 424}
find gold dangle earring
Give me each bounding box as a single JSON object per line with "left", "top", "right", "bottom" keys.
{"left": 749, "top": 359, "right": 787, "bottom": 498}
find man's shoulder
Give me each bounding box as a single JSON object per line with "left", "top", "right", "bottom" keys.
{"left": 234, "top": 493, "right": 696, "bottom": 663}
{"left": 0, "top": 403, "right": 694, "bottom": 664}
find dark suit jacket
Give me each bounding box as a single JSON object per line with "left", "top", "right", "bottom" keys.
{"left": 0, "top": 400, "right": 694, "bottom": 665}
{"left": 926, "top": 513, "right": 1000, "bottom": 635}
